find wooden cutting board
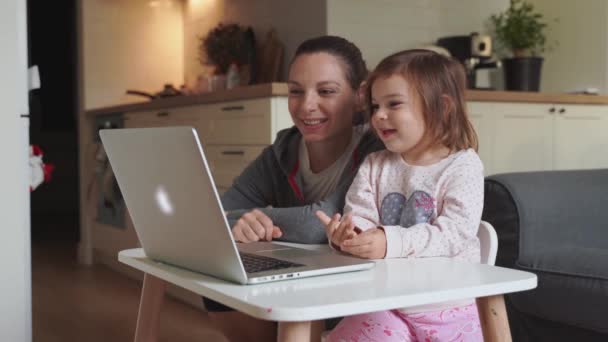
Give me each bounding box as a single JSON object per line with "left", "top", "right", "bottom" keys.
{"left": 256, "top": 29, "right": 284, "bottom": 83}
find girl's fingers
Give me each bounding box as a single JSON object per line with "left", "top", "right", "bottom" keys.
{"left": 341, "top": 242, "right": 373, "bottom": 256}
{"left": 315, "top": 211, "right": 332, "bottom": 225}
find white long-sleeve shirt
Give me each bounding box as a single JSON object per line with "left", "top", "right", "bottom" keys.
{"left": 345, "top": 148, "right": 483, "bottom": 262}
{"left": 344, "top": 149, "right": 484, "bottom": 313}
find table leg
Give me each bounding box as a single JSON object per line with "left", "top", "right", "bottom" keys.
{"left": 134, "top": 273, "right": 166, "bottom": 342}
{"left": 476, "top": 295, "right": 512, "bottom": 342}
{"left": 277, "top": 320, "right": 324, "bottom": 342}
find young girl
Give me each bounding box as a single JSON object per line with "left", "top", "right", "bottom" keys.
{"left": 317, "top": 49, "right": 484, "bottom": 341}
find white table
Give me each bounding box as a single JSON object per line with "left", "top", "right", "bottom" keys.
{"left": 119, "top": 245, "right": 536, "bottom": 342}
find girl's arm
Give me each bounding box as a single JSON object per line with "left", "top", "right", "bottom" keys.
{"left": 343, "top": 155, "right": 380, "bottom": 230}
{"left": 382, "top": 158, "right": 484, "bottom": 259}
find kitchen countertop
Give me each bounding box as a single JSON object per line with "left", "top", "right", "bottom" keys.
{"left": 86, "top": 83, "right": 608, "bottom": 116}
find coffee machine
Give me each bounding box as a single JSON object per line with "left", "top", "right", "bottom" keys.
{"left": 436, "top": 33, "right": 501, "bottom": 89}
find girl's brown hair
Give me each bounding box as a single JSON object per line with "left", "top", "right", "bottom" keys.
{"left": 366, "top": 49, "right": 478, "bottom": 151}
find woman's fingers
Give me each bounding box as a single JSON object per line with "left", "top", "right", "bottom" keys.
{"left": 242, "top": 212, "right": 265, "bottom": 240}
{"left": 231, "top": 209, "right": 277, "bottom": 243}
{"left": 251, "top": 209, "right": 274, "bottom": 241}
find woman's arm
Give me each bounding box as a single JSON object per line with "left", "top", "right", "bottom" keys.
{"left": 220, "top": 147, "right": 275, "bottom": 211}
{"left": 225, "top": 180, "right": 349, "bottom": 244}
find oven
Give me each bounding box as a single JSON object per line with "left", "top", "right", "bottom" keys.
{"left": 93, "top": 113, "right": 126, "bottom": 229}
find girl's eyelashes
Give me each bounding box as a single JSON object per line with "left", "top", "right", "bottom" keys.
{"left": 388, "top": 101, "right": 403, "bottom": 108}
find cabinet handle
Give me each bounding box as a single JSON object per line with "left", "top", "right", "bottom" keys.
{"left": 221, "top": 150, "right": 245, "bottom": 156}
{"left": 156, "top": 111, "right": 169, "bottom": 117}
{"left": 559, "top": 108, "right": 566, "bottom": 114}
{"left": 548, "top": 107, "right": 556, "bottom": 113}
{"left": 221, "top": 105, "right": 245, "bottom": 111}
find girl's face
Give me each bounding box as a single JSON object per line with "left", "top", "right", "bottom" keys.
{"left": 287, "top": 53, "right": 358, "bottom": 143}
{"left": 370, "top": 74, "right": 429, "bottom": 161}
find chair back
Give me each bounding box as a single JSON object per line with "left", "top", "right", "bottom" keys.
{"left": 478, "top": 221, "right": 498, "bottom": 265}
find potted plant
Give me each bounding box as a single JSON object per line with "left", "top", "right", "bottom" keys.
{"left": 489, "top": 0, "right": 553, "bottom": 91}
{"left": 199, "top": 23, "right": 255, "bottom": 89}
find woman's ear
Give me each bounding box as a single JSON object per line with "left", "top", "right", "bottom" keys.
{"left": 355, "top": 81, "right": 367, "bottom": 112}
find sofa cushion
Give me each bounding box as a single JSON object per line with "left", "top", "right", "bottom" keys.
{"left": 483, "top": 169, "right": 608, "bottom": 334}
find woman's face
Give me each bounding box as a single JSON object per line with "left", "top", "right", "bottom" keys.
{"left": 287, "top": 52, "right": 358, "bottom": 143}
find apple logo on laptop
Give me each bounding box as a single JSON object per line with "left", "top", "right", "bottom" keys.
{"left": 154, "top": 185, "right": 174, "bottom": 215}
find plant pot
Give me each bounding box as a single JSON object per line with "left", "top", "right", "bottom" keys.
{"left": 503, "top": 57, "right": 543, "bottom": 92}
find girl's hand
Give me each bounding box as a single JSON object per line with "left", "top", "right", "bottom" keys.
{"left": 315, "top": 211, "right": 342, "bottom": 247}
{"left": 341, "top": 228, "right": 387, "bottom": 259}
{"left": 232, "top": 209, "right": 282, "bottom": 243}
{"left": 316, "top": 211, "right": 360, "bottom": 249}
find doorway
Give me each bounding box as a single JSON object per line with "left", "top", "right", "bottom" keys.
{"left": 28, "top": 0, "right": 79, "bottom": 243}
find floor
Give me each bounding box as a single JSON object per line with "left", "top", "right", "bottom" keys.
{"left": 32, "top": 240, "right": 227, "bottom": 342}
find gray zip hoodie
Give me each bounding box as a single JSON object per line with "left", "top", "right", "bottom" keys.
{"left": 222, "top": 125, "right": 384, "bottom": 244}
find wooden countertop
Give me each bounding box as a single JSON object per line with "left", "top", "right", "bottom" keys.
{"left": 86, "top": 83, "right": 289, "bottom": 116}
{"left": 86, "top": 83, "right": 608, "bottom": 116}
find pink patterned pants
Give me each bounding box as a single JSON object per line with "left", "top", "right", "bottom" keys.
{"left": 326, "top": 303, "right": 483, "bottom": 342}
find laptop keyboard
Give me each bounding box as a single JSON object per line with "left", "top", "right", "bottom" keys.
{"left": 240, "top": 253, "right": 304, "bottom": 274}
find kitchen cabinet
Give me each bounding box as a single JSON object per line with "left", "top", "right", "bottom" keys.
{"left": 125, "top": 97, "right": 292, "bottom": 193}
{"left": 553, "top": 104, "right": 608, "bottom": 170}
{"left": 468, "top": 101, "right": 608, "bottom": 175}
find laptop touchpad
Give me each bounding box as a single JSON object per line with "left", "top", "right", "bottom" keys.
{"left": 259, "top": 247, "right": 324, "bottom": 259}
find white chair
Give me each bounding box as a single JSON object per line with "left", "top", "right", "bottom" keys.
{"left": 478, "top": 220, "right": 498, "bottom": 266}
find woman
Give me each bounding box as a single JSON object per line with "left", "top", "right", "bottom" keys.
{"left": 205, "top": 35, "right": 384, "bottom": 341}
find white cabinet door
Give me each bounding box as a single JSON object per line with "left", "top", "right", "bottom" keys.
{"left": 491, "top": 103, "right": 554, "bottom": 174}
{"left": 468, "top": 102, "right": 496, "bottom": 175}
{"left": 553, "top": 104, "right": 608, "bottom": 170}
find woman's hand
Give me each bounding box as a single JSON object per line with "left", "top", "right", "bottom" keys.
{"left": 232, "top": 209, "right": 282, "bottom": 243}
{"left": 340, "top": 228, "right": 387, "bottom": 259}
{"left": 315, "top": 211, "right": 360, "bottom": 249}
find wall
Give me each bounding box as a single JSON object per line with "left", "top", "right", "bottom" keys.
{"left": 82, "top": 0, "right": 184, "bottom": 110}
{"left": 183, "top": 0, "right": 510, "bottom": 85}
{"left": 183, "top": 0, "right": 325, "bottom": 84}
{"left": 325, "top": 0, "right": 509, "bottom": 70}
{"left": 528, "top": 0, "right": 607, "bottom": 93}
{"left": 0, "top": 0, "right": 31, "bottom": 340}
{"left": 438, "top": 0, "right": 508, "bottom": 38}
{"left": 327, "top": 0, "right": 440, "bottom": 69}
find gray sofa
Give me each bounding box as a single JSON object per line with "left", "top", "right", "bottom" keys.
{"left": 482, "top": 169, "right": 608, "bottom": 341}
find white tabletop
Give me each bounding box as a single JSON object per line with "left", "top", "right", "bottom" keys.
{"left": 118, "top": 245, "right": 536, "bottom": 322}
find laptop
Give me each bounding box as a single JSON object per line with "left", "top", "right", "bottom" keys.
{"left": 100, "top": 126, "right": 374, "bottom": 285}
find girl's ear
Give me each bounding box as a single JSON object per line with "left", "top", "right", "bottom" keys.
{"left": 441, "top": 94, "right": 455, "bottom": 118}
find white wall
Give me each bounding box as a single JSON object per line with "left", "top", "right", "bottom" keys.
{"left": 528, "top": 0, "right": 608, "bottom": 93}
{"left": 327, "top": 0, "right": 441, "bottom": 69}
{"left": 82, "top": 0, "right": 184, "bottom": 109}
{"left": 0, "top": 0, "right": 31, "bottom": 341}
{"left": 438, "top": 0, "right": 508, "bottom": 38}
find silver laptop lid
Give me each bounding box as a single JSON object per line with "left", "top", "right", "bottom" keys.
{"left": 100, "top": 127, "right": 248, "bottom": 284}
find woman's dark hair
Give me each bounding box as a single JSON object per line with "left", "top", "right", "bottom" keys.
{"left": 366, "top": 49, "right": 478, "bottom": 151}
{"left": 291, "top": 35, "right": 368, "bottom": 90}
